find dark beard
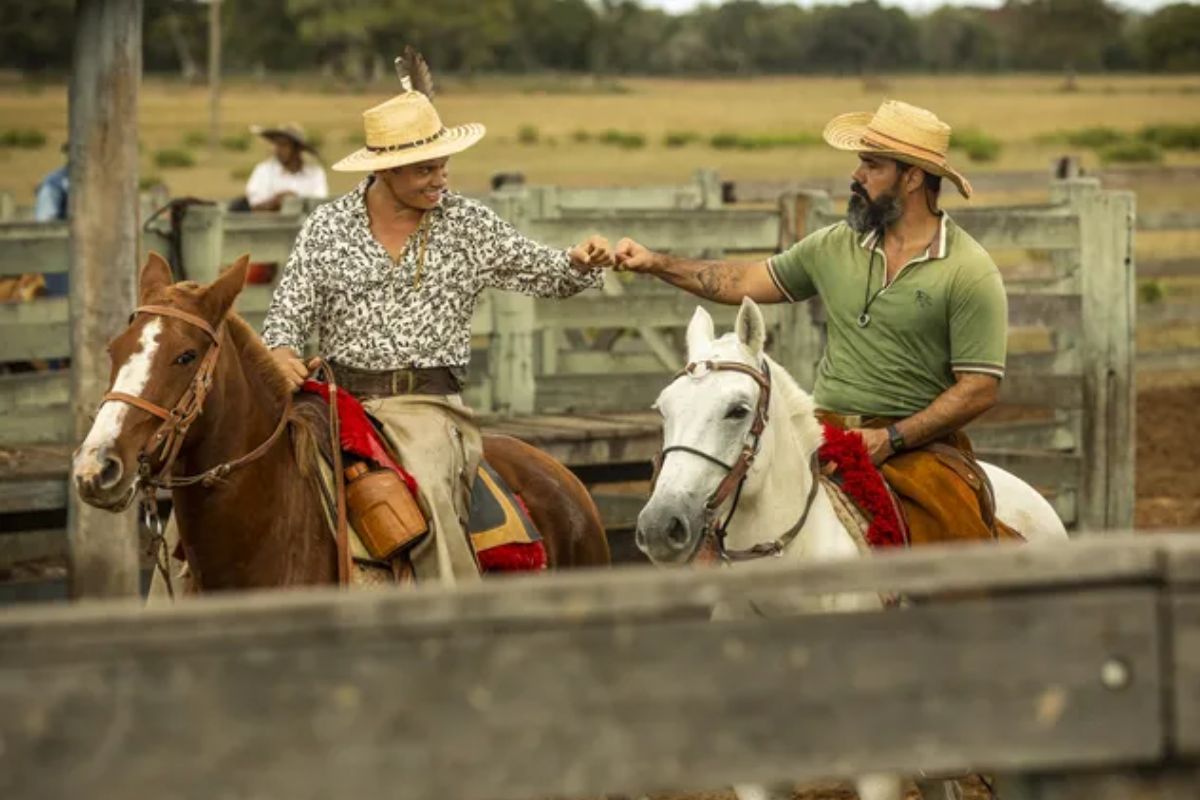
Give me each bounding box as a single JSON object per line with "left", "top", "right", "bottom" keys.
{"left": 846, "top": 182, "right": 904, "bottom": 234}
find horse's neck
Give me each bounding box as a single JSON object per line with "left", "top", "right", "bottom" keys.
{"left": 722, "top": 407, "right": 861, "bottom": 566}
{"left": 172, "top": 330, "right": 333, "bottom": 589}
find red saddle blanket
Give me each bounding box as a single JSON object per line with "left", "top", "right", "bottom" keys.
{"left": 300, "top": 381, "right": 546, "bottom": 573}
{"left": 818, "top": 423, "right": 907, "bottom": 549}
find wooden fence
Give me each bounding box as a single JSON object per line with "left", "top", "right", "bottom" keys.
{"left": 0, "top": 174, "right": 1140, "bottom": 537}
{"left": 1, "top": 534, "right": 1199, "bottom": 799}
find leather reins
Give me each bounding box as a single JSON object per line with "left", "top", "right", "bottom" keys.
{"left": 651, "top": 358, "right": 820, "bottom": 563}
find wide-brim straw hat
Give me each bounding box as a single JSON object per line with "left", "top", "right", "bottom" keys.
{"left": 823, "top": 100, "right": 973, "bottom": 199}
{"left": 250, "top": 122, "right": 317, "bottom": 154}
{"left": 332, "top": 91, "right": 485, "bottom": 172}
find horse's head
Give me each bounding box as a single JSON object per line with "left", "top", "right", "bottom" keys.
{"left": 636, "top": 297, "right": 775, "bottom": 565}
{"left": 72, "top": 252, "right": 249, "bottom": 510}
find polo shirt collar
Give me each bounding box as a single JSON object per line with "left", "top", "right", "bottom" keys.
{"left": 858, "top": 212, "right": 951, "bottom": 262}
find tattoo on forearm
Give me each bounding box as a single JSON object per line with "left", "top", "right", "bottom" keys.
{"left": 696, "top": 264, "right": 731, "bottom": 300}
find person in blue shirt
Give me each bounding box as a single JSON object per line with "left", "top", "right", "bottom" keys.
{"left": 34, "top": 145, "right": 69, "bottom": 295}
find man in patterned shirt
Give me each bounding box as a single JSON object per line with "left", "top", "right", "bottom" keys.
{"left": 262, "top": 87, "right": 610, "bottom": 585}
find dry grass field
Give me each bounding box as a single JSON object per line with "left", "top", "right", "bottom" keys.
{"left": 1, "top": 73, "right": 1199, "bottom": 204}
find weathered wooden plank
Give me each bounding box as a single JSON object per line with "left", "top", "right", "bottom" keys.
{"left": 521, "top": 209, "right": 781, "bottom": 253}
{"left": 1139, "top": 258, "right": 1200, "bottom": 279}
{"left": 1170, "top": 594, "right": 1200, "bottom": 757}
{"left": 1139, "top": 303, "right": 1200, "bottom": 327}
{"left": 1001, "top": 373, "right": 1083, "bottom": 409}
{"left": 1138, "top": 210, "right": 1200, "bottom": 232}
{"left": 536, "top": 294, "right": 747, "bottom": 331}
{"left": 0, "top": 371, "right": 69, "bottom": 411}
{"left": 973, "top": 449, "right": 1081, "bottom": 489}
{"left": 0, "top": 528, "right": 67, "bottom": 567}
{"left": 968, "top": 419, "right": 1076, "bottom": 451}
{"left": 0, "top": 405, "right": 70, "bottom": 446}
{"left": 1008, "top": 292, "right": 1081, "bottom": 329}
{"left": 812, "top": 206, "right": 1081, "bottom": 250}
{"left": 0, "top": 221, "right": 69, "bottom": 276}
{"left": 0, "top": 442, "right": 70, "bottom": 479}
{"left": 0, "top": 478, "right": 66, "bottom": 514}
{"left": 0, "top": 297, "right": 70, "bottom": 360}
{"left": 997, "top": 767, "right": 1200, "bottom": 799}
{"left": 1137, "top": 349, "right": 1200, "bottom": 372}
{"left": 0, "top": 569, "right": 1164, "bottom": 800}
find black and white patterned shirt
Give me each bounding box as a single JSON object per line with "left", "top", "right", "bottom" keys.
{"left": 261, "top": 179, "right": 601, "bottom": 369}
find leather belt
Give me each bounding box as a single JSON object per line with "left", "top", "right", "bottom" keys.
{"left": 329, "top": 362, "right": 463, "bottom": 399}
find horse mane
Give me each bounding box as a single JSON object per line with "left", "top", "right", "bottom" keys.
{"left": 763, "top": 353, "right": 825, "bottom": 458}
{"left": 224, "top": 313, "right": 322, "bottom": 476}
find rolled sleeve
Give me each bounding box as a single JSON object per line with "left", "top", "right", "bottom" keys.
{"left": 769, "top": 227, "right": 828, "bottom": 302}
{"left": 472, "top": 206, "right": 602, "bottom": 298}
{"left": 261, "top": 214, "right": 318, "bottom": 352}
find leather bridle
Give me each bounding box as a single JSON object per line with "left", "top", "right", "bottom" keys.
{"left": 652, "top": 358, "right": 820, "bottom": 563}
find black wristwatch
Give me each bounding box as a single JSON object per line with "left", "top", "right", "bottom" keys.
{"left": 886, "top": 424, "right": 906, "bottom": 454}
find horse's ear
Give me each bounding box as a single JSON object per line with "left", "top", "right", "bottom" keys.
{"left": 138, "top": 251, "right": 173, "bottom": 303}
{"left": 686, "top": 306, "right": 715, "bottom": 359}
{"left": 201, "top": 254, "right": 250, "bottom": 322}
{"left": 735, "top": 296, "right": 766, "bottom": 356}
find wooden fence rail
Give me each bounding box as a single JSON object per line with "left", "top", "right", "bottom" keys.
{"left": 1, "top": 534, "right": 1198, "bottom": 799}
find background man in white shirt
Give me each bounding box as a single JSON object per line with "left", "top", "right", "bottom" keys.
{"left": 244, "top": 122, "right": 328, "bottom": 211}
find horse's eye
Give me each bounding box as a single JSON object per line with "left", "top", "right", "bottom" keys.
{"left": 725, "top": 404, "right": 751, "bottom": 421}
{"left": 174, "top": 350, "right": 198, "bottom": 366}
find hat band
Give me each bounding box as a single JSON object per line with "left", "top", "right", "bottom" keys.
{"left": 365, "top": 127, "right": 448, "bottom": 153}
{"left": 862, "top": 126, "right": 946, "bottom": 165}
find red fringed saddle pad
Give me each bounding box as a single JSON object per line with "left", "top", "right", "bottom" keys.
{"left": 818, "top": 423, "right": 907, "bottom": 549}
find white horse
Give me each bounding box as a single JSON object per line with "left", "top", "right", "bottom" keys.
{"left": 636, "top": 298, "right": 1068, "bottom": 800}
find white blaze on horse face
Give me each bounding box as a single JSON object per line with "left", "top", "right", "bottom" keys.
{"left": 73, "top": 318, "right": 163, "bottom": 476}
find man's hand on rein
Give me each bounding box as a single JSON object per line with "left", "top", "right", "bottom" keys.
{"left": 569, "top": 235, "right": 614, "bottom": 270}
{"left": 853, "top": 427, "right": 894, "bottom": 466}
{"left": 270, "top": 347, "right": 319, "bottom": 393}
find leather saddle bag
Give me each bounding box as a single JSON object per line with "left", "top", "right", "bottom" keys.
{"left": 344, "top": 462, "right": 428, "bottom": 561}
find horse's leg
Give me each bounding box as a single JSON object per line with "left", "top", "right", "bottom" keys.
{"left": 855, "top": 774, "right": 905, "bottom": 800}
{"left": 482, "top": 434, "right": 610, "bottom": 568}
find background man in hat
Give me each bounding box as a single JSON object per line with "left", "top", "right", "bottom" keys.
{"left": 242, "top": 122, "right": 328, "bottom": 211}
{"left": 261, "top": 83, "right": 611, "bottom": 585}
{"left": 612, "top": 100, "right": 1017, "bottom": 545}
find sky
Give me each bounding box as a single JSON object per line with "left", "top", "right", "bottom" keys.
{"left": 641, "top": 0, "right": 1176, "bottom": 13}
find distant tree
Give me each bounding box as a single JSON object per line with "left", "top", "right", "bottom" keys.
{"left": 998, "top": 0, "right": 1124, "bottom": 71}
{"left": 496, "top": 0, "right": 596, "bottom": 72}
{"left": 1139, "top": 3, "right": 1200, "bottom": 72}
{"left": 0, "top": 0, "right": 74, "bottom": 71}
{"left": 806, "top": 1, "right": 920, "bottom": 74}
{"left": 919, "top": 7, "right": 1002, "bottom": 72}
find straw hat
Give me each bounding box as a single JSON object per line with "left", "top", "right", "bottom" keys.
{"left": 332, "top": 91, "right": 485, "bottom": 173}
{"left": 250, "top": 122, "right": 317, "bottom": 153}
{"left": 823, "top": 100, "right": 972, "bottom": 199}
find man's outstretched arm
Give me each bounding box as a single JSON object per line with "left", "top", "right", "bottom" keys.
{"left": 613, "top": 237, "right": 786, "bottom": 305}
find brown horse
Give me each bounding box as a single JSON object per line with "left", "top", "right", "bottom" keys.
{"left": 72, "top": 253, "right": 609, "bottom": 591}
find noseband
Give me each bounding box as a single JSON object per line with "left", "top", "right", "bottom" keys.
{"left": 652, "top": 358, "right": 820, "bottom": 562}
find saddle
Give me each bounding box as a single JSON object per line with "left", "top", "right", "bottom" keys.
{"left": 294, "top": 384, "right": 546, "bottom": 583}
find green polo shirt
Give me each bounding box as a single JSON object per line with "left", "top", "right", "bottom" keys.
{"left": 767, "top": 215, "right": 1007, "bottom": 418}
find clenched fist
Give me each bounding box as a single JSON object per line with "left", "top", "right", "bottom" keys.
{"left": 613, "top": 237, "right": 662, "bottom": 274}
{"left": 568, "top": 235, "right": 614, "bottom": 270}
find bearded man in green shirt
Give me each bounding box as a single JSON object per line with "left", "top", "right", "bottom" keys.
{"left": 613, "top": 100, "right": 1019, "bottom": 544}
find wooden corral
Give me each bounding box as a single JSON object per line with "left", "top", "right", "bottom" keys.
{"left": 1, "top": 534, "right": 1199, "bottom": 799}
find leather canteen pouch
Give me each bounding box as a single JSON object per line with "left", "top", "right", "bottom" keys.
{"left": 344, "top": 462, "right": 428, "bottom": 561}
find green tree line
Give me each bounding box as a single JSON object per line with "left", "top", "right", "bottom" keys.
{"left": 3, "top": 0, "right": 1198, "bottom": 76}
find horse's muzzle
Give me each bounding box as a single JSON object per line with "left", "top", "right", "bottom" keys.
{"left": 636, "top": 502, "right": 702, "bottom": 565}
{"left": 73, "top": 445, "right": 131, "bottom": 508}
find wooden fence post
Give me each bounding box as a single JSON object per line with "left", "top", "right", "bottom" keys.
{"left": 67, "top": 0, "right": 143, "bottom": 600}
{"left": 489, "top": 191, "right": 538, "bottom": 416}
{"left": 1052, "top": 179, "right": 1136, "bottom": 531}
{"left": 178, "top": 203, "right": 224, "bottom": 283}
{"left": 771, "top": 190, "right": 832, "bottom": 390}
